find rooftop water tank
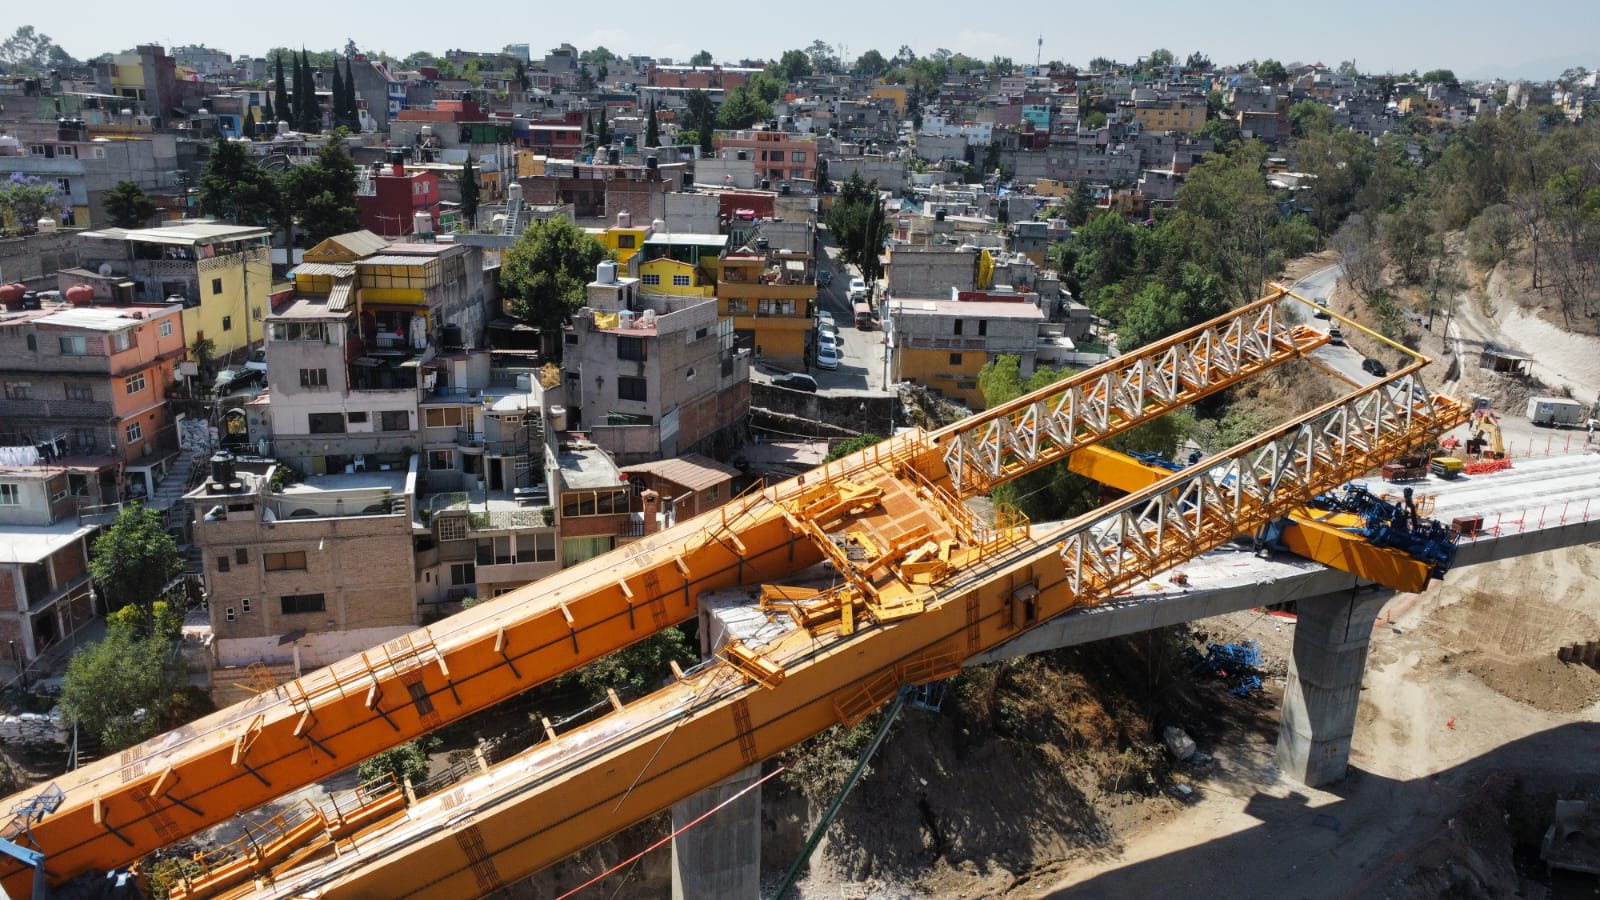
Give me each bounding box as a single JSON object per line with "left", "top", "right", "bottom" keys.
{"left": 596, "top": 260, "right": 617, "bottom": 284}
{"left": 549, "top": 405, "right": 568, "bottom": 432}
{"left": 209, "top": 451, "right": 236, "bottom": 485}
{"left": 617, "top": 210, "right": 632, "bottom": 228}
{"left": 507, "top": 181, "right": 522, "bottom": 201}
{"left": 413, "top": 210, "right": 434, "bottom": 237}
{"left": 65, "top": 284, "right": 94, "bottom": 307}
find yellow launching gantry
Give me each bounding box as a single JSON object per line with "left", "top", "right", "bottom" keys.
{"left": 0, "top": 288, "right": 1468, "bottom": 899}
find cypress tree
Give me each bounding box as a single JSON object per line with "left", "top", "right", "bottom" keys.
{"left": 272, "top": 53, "right": 289, "bottom": 128}
{"left": 331, "top": 61, "right": 345, "bottom": 130}
{"left": 291, "top": 52, "right": 306, "bottom": 130}
{"left": 303, "top": 51, "right": 322, "bottom": 133}
{"left": 460, "top": 157, "right": 479, "bottom": 230}
{"left": 644, "top": 100, "right": 660, "bottom": 148}
{"left": 343, "top": 57, "right": 359, "bottom": 129}
{"left": 262, "top": 94, "right": 274, "bottom": 132}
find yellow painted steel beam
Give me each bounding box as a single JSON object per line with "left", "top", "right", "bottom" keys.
{"left": 256, "top": 377, "right": 1468, "bottom": 898}
{"left": 1066, "top": 444, "right": 1434, "bottom": 592}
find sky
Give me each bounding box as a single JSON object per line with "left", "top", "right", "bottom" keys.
{"left": 18, "top": 0, "right": 1599, "bottom": 83}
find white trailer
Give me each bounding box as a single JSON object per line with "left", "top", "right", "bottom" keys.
{"left": 1526, "top": 396, "right": 1585, "bottom": 427}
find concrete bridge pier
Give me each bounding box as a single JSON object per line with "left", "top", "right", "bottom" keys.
{"left": 670, "top": 763, "right": 763, "bottom": 900}
{"left": 1275, "top": 586, "right": 1392, "bottom": 787}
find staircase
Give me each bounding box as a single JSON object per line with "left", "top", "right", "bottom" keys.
{"left": 149, "top": 453, "right": 205, "bottom": 570}
{"left": 501, "top": 195, "right": 523, "bottom": 236}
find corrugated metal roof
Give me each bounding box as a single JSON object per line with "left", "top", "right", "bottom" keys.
{"left": 326, "top": 230, "right": 391, "bottom": 258}
{"left": 81, "top": 222, "right": 272, "bottom": 245}
{"left": 327, "top": 277, "right": 355, "bottom": 313}
{"left": 620, "top": 453, "right": 740, "bottom": 493}
{"left": 359, "top": 255, "right": 433, "bottom": 267}
{"left": 290, "top": 263, "right": 357, "bottom": 278}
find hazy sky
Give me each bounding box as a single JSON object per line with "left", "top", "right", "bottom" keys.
{"left": 20, "top": 0, "right": 1598, "bottom": 82}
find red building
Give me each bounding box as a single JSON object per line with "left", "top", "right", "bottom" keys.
{"left": 355, "top": 162, "right": 441, "bottom": 237}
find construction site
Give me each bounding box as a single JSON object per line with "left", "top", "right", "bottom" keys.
{"left": 2, "top": 284, "right": 1599, "bottom": 900}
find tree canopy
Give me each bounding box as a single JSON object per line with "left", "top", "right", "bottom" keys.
{"left": 103, "top": 180, "right": 157, "bottom": 228}
{"left": 88, "top": 503, "right": 184, "bottom": 636}
{"left": 459, "top": 157, "right": 479, "bottom": 231}
{"left": 198, "top": 137, "right": 280, "bottom": 228}
{"left": 60, "top": 601, "right": 192, "bottom": 751}
{"left": 0, "top": 173, "right": 65, "bottom": 235}
{"left": 501, "top": 217, "right": 609, "bottom": 339}
{"left": 717, "top": 85, "right": 772, "bottom": 130}
{"left": 776, "top": 49, "right": 813, "bottom": 82}
{"left": 0, "top": 26, "right": 74, "bottom": 72}
{"left": 281, "top": 131, "right": 361, "bottom": 246}
{"left": 825, "top": 174, "right": 890, "bottom": 294}
{"left": 689, "top": 50, "right": 713, "bottom": 67}
{"left": 1254, "top": 58, "right": 1288, "bottom": 84}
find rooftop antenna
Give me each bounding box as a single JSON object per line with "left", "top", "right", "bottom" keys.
{"left": 1037, "top": 35, "right": 1043, "bottom": 70}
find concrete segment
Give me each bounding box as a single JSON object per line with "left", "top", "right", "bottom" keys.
{"left": 670, "top": 763, "right": 764, "bottom": 900}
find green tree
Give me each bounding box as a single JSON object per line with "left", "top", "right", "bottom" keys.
{"left": 825, "top": 434, "right": 882, "bottom": 462}
{"left": 88, "top": 503, "right": 183, "bottom": 634}
{"left": 1063, "top": 180, "right": 1095, "bottom": 227}
{"left": 0, "top": 26, "right": 74, "bottom": 72}
{"left": 0, "top": 173, "right": 64, "bottom": 235}
{"left": 1465, "top": 203, "right": 1520, "bottom": 269}
{"left": 1145, "top": 48, "right": 1175, "bottom": 70}
{"left": 750, "top": 69, "right": 787, "bottom": 104}
{"left": 854, "top": 49, "right": 889, "bottom": 78}
{"left": 501, "top": 217, "right": 608, "bottom": 340}
{"left": 331, "top": 59, "right": 346, "bottom": 130}
{"left": 644, "top": 100, "right": 660, "bottom": 148}
{"left": 684, "top": 89, "right": 717, "bottom": 154}
{"left": 1420, "top": 68, "right": 1459, "bottom": 89}
{"left": 273, "top": 52, "right": 290, "bottom": 127}
{"left": 59, "top": 610, "right": 187, "bottom": 750}
{"left": 357, "top": 740, "right": 432, "bottom": 787}
{"left": 1254, "top": 59, "right": 1288, "bottom": 84}
{"left": 689, "top": 49, "right": 713, "bottom": 67}
{"left": 282, "top": 130, "right": 360, "bottom": 245}
{"left": 717, "top": 85, "right": 771, "bottom": 130}
{"left": 302, "top": 51, "right": 323, "bottom": 132}
{"left": 1287, "top": 100, "right": 1333, "bottom": 137}
{"left": 1185, "top": 52, "right": 1212, "bottom": 71}
{"left": 459, "top": 157, "right": 479, "bottom": 230}
{"left": 777, "top": 49, "right": 813, "bottom": 81}
{"left": 102, "top": 179, "right": 157, "bottom": 228}
{"left": 198, "top": 139, "right": 280, "bottom": 227}
{"left": 1381, "top": 197, "right": 1436, "bottom": 284}
{"left": 825, "top": 174, "right": 890, "bottom": 294}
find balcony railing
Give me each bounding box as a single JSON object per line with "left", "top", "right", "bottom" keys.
{"left": 455, "top": 429, "right": 484, "bottom": 448}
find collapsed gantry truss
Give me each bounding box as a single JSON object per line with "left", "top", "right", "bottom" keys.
{"left": 0, "top": 289, "right": 1467, "bottom": 899}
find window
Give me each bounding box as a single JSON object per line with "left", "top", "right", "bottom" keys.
{"left": 792, "top": 151, "right": 807, "bottom": 162}
{"left": 380, "top": 410, "right": 410, "bottom": 431}
{"left": 709, "top": 483, "right": 721, "bottom": 501}
{"left": 0, "top": 484, "right": 19, "bottom": 506}
{"left": 300, "top": 323, "right": 325, "bottom": 342}
{"left": 264, "top": 551, "right": 307, "bottom": 571}
{"left": 125, "top": 421, "right": 143, "bottom": 443}
{"left": 696, "top": 326, "right": 709, "bottom": 340}
{"left": 59, "top": 336, "right": 87, "bottom": 356}
{"left": 424, "top": 407, "right": 463, "bottom": 428}
{"left": 450, "top": 562, "right": 476, "bottom": 586}
{"left": 4, "top": 383, "right": 29, "bottom": 400}
{"left": 159, "top": 320, "right": 174, "bottom": 338}
{"left": 242, "top": 597, "right": 252, "bottom": 613}
{"left": 280, "top": 593, "right": 326, "bottom": 615}
{"left": 24, "top": 335, "right": 34, "bottom": 352}
{"left": 212, "top": 278, "right": 224, "bottom": 295}
{"left": 299, "top": 368, "right": 328, "bottom": 388}
{"left": 64, "top": 383, "right": 92, "bottom": 401}
{"left": 111, "top": 331, "right": 134, "bottom": 352}
{"left": 561, "top": 488, "right": 631, "bottom": 517}
{"left": 235, "top": 548, "right": 248, "bottom": 565}
{"left": 949, "top": 353, "right": 963, "bottom": 365}
{"left": 216, "top": 555, "right": 231, "bottom": 573}
{"left": 641, "top": 274, "right": 661, "bottom": 286}
{"left": 617, "top": 234, "right": 636, "bottom": 249}
{"left": 222, "top": 316, "right": 233, "bottom": 332}
{"left": 617, "top": 337, "right": 647, "bottom": 361}
{"left": 672, "top": 274, "right": 692, "bottom": 287}
{"left": 953, "top": 320, "right": 963, "bottom": 336}
{"left": 224, "top": 607, "right": 235, "bottom": 623}
{"left": 428, "top": 449, "right": 454, "bottom": 470}
{"left": 436, "top": 517, "right": 467, "bottom": 542}
{"left": 618, "top": 376, "right": 647, "bottom": 402}
{"left": 125, "top": 373, "right": 146, "bottom": 394}
{"left": 516, "top": 532, "right": 557, "bottom": 562}
{"left": 308, "top": 413, "right": 346, "bottom": 434}
{"left": 725, "top": 299, "right": 749, "bottom": 314}
{"left": 978, "top": 319, "right": 988, "bottom": 337}
{"left": 347, "top": 411, "right": 369, "bottom": 424}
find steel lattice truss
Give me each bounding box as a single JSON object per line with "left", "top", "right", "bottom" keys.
{"left": 935, "top": 292, "right": 1322, "bottom": 496}
{"left": 1048, "top": 373, "right": 1469, "bottom": 601}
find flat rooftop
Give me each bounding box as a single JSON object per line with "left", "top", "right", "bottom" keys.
{"left": 0, "top": 520, "right": 99, "bottom": 565}
{"left": 556, "top": 441, "right": 622, "bottom": 491}
{"left": 279, "top": 470, "right": 408, "bottom": 496}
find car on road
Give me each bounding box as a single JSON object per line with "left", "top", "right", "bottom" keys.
{"left": 1328, "top": 326, "right": 1344, "bottom": 346}
{"left": 213, "top": 367, "right": 264, "bottom": 396}
{"left": 771, "top": 373, "right": 818, "bottom": 392}
{"left": 245, "top": 348, "right": 268, "bottom": 372}
{"left": 816, "top": 270, "right": 832, "bottom": 287}
{"left": 848, "top": 277, "right": 867, "bottom": 301}
{"left": 1313, "top": 298, "right": 1330, "bottom": 319}
{"left": 1361, "top": 357, "right": 1388, "bottom": 377}
{"left": 816, "top": 310, "right": 835, "bottom": 329}
{"left": 815, "top": 342, "right": 840, "bottom": 370}
{"left": 816, "top": 331, "right": 840, "bottom": 355}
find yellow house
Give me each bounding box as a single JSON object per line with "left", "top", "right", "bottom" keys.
{"left": 638, "top": 257, "right": 716, "bottom": 298}
{"left": 77, "top": 222, "right": 275, "bottom": 360}
{"left": 1130, "top": 99, "right": 1206, "bottom": 134}
{"left": 871, "top": 85, "right": 908, "bottom": 115}
{"left": 590, "top": 222, "right": 652, "bottom": 267}
{"left": 1034, "top": 178, "right": 1072, "bottom": 197}
{"left": 717, "top": 249, "right": 816, "bottom": 365}
{"left": 887, "top": 297, "right": 1046, "bottom": 408}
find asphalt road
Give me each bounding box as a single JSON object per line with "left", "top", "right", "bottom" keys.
{"left": 753, "top": 231, "right": 894, "bottom": 396}
{"left": 1286, "top": 263, "right": 1389, "bottom": 386}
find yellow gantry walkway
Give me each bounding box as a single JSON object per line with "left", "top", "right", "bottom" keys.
{"left": 0, "top": 290, "right": 1464, "bottom": 899}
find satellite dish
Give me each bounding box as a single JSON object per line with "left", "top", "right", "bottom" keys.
{"left": 98, "top": 263, "right": 114, "bottom": 276}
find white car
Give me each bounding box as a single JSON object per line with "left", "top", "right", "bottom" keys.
{"left": 816, "top": 341, "right": 840, "bottom": 370}
{"left": 848, "top": 277, "right": 868, "bottom": 301}
{"left": 817, "top": 331, "right": 840, "bottom": 356}
{"left": 816, "top": 310, "right": 835, "bottom": 330}
{"left": 816, "top": 320, "right": 839, "bottom": 342}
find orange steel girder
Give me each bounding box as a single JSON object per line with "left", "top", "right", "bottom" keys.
{"left": 0, "top": 293, "right": 1325, "bottom": 897}
{"left": 254, "top": 374, "right": 1470, "bottom": 898}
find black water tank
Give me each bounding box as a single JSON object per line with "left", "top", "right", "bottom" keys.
{"left": 760, "top": 179, "right": 771, "bottom": 190}
{"left": 935, "top": 209, "right": 947, "bottom": 222}
{"left": 442, "top": 323, "right": 464, "bottom": 347}
{"left": 736, "top": 149, "right": 748, "bottom": 161}
{"left": 209, "top": 451, "right": 236, "bottom": 484}
{"left": 779, "top": 182, "right": 791, "bottom": 196}
{"left": 682, "top": 172, "right": 693, "bottom": 189}
{"left": 645, "top": 155, "right": 658, "bottom": 170}
{"left": 608, "top": 148, "right": 620, "bottom": 166}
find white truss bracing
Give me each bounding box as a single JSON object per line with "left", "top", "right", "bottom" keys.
{"left": 937, "top": 293, "right": 1319, "bottom": 496}
{"left": 1045, "top": 373, "right": 1468, "bottom": 601}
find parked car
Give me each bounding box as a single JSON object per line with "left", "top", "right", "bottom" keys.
{"left": 213, "top": 367, "right": 264, "bottom": 395}
{"left": 1327, "top": 326, "right": 1344, "bottom": 346}
{"left": 816, "top": 342, "right": 840, "bottom": 370}
{"left": 816, "top": 330, "right": 840, "bottom": 352}
{"left": 848, "top": 277, "right": 867, "bottom": 301}
{"left": 244, "top": 348, "right": 268, "bottom": 372}
{"left": 816, "top": 310, "right": 835, "bottom": 329}
{"left": 772, "top": 373, "right": 818, "bottom": 392}
{"left": 1361, "top": 357, "right": 1387, "bottom": 377}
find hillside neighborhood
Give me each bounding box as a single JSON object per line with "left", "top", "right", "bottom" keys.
{"left": 0, "top": 23, "right": 1598, "bottom": 899}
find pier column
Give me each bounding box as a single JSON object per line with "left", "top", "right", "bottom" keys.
{"left": 1276, "top": 588, "right": 1390, "bottom": 787}
{"left": 670, "top": 763, "right": 763, "bottom": 900}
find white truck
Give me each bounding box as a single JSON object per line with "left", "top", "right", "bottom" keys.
{"left": 1526, "top": 396, "right": 1585, "bottom": 427}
